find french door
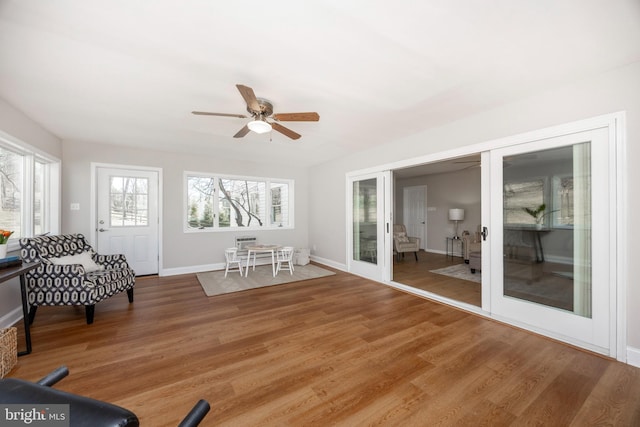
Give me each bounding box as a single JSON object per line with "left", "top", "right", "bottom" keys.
{"left": 95, "top": 166, "right": 160, "bottom": 276}
{"left": 489, "top": 126, "right": 614, "bottom": 354}
{"left": 348, "top": 171, "right": 391, "bottom": 281}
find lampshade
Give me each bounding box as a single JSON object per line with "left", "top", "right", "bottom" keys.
{"left": 448, "top": 208, "right": 465, "bottom": 221}
{"left": 247, "top": 119, "right": 272, "bottom": 134}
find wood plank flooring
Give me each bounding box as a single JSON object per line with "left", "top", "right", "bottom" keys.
{"left": 393, "top": 251, "right": 481, "bottom": 306}
{"left": 8, "top": 265, "right": 640, "bottom": 426}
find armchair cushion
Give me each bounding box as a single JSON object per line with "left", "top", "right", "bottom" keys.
{"left": 49, "top": 252, "right": 104, "bottom": 273}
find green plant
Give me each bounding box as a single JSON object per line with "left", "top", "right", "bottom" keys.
{"left": 523, "top": 204, "right": 557, "bottom": 225}
{"left": 0, "top": 229, "right": 14, "bottom": 244}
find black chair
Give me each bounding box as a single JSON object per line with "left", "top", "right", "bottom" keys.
{"left": 0, "top": 366, "right": 210, "bottom": 427}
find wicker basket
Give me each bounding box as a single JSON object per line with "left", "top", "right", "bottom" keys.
{"left": 0, "top": 327, "right": 17, "bottom": 378}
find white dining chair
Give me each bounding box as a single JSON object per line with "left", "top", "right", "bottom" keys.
{"left": 224, "top": 247, "right": 244, "bottom": 277}
{"left": 276, "top": 247, "right": 295, "bottom": 275}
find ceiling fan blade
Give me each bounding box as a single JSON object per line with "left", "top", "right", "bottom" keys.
{"left": 233, "top": 125, "right": 250, "bottom": 138}
{"left": 272, "top": 112, "right": 320, "bottom": 122}
{"left": 192, "top": 111, "right": 247, "bottom": 118}
{"left": 271, "top": 122, "right": 301, "bottom": 140}
{"left": 236, "top": 84, "right": 260, "bottom": 112}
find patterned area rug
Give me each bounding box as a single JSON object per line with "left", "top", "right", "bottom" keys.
{"left": 429, "top": 263, "right": 481, "bottom": 283}
{"left": 196, "top": 264, "right": 336, "bottom": 297}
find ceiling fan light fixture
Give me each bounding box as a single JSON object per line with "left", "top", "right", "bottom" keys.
{"left": 247, "top": 119, "right": 272, "bottom": 134}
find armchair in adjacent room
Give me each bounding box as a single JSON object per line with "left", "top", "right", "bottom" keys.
{"left": 19, "top": 234, "right": 136, "bottom": 324}
{"left": 462, "top": 228, "right": 482, "bottom": 273}
{"left": 392, "top": 224, "right": 420, "bottom": 261}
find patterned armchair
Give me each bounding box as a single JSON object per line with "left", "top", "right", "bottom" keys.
{"left": 19, "top": 234, "right": 135, "bottom": 324}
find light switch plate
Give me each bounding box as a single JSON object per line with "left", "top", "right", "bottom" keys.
{"left": 70, "top": 203, "right": 80, "bottom": 211}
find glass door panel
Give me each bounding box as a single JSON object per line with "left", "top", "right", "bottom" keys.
{"left": 348, "top": 172, "right": 390, "bottom": 281}
{"left": 502, "top": 144, "right": 591, "bottom": 317}
{"left": 490, "top": 127, "right": 611, "bottom": 353}
{"left": 353, "top": 178, "right": 378, "bottom": 264}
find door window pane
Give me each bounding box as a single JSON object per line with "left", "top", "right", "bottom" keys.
{"left": 353, "top": 178, "right": 377, "bottom": 264}
{"left": 110, "top": 176, "right": 149, "bottom": 227}
{"left": 503, "top": 144, "right": 591, "bottom": 317}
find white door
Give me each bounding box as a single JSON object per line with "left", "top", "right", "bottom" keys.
{"left": 348, "top": 171, "right": 391, "bottom": 281}
{"left": 403, "top": 186, "right": 426, "bottom": 250}
{"left": 96, "top": 167, "right": 159, "bottom": 275}
{"left": 489, "top": 126, "right": 613, "bottom": 354}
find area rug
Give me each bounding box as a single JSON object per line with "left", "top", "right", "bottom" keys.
{"left": 429, "top": 264, "right": 481, "bottom": 283}
{"left": 196, "top": 264, "right": 336, "bottom": 297}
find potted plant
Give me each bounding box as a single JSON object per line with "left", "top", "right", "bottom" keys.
{"left": 523, "top": 204, "right": 555, "bottom": 229}
{"left": 0, "top": 229, "right": 14, "bottom": 258}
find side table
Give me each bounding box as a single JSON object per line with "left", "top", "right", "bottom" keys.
{"left": 445, "top": 237, "right": 464, "bottom": 259}
{"left": 0, "top": 262, "right": 40, "bottom": 356}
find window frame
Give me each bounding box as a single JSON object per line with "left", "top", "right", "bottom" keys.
{"left": 183, "top": 171, "right": 294, "bottom": 233}
{"left": 0, "top": 131, "right": 61, "bottom": 252}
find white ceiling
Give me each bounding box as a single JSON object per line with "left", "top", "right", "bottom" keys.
{"left": 1, "top": 1, "right": 639, "bottom": 168}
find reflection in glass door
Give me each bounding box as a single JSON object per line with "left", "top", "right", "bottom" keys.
{"left": 348, "top": 172, "right": 390, "bottom": 281}
{"left": 353, "top": 178, "right": 378, "bottom": 264}
{"left": 490, "top": 126, "right": 612, "bottom": 354}
{"left": 502, "top": 144, "right": 591, "bottom": 316}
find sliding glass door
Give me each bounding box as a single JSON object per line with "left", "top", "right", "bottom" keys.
{"left": 489, "top": 126, "right": 613, "bottom": 353}
{"left": 348, "top": 172, "right": 391, "bottom": 281}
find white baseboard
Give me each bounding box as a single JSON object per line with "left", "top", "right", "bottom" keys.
{"left": 159, "top": 257, "right": 276, "bottom": 277}
{"left": 310, "top": 255, "right": 346, "bottom": 271}
{"left": 0, "top": 306, "right": 24, "bottom": 329}
{"left": 627, "top": 346, "right": 640, "bottom": 368}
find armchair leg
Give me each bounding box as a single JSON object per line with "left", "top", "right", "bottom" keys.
{"left": 85, "top": 305, "right": 95, "bottom": 325}
{"left": 126, "top": 288, "right": 134, "bottom": 303}
{"left": 28, "top": 306, "right": 38, "bottom": 325}
{"left": 414, "top": 251, "right": 419, "bottom": 261}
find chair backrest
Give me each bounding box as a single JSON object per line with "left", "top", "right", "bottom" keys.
{"left": 20, "top": 234, "right": 94, "bottom": 263}
{"left": 279, "top": 247, "right": 294, "bottom": 261}
{"left": 393, "top": 224, "right": 407, "bottom": 235}
{"left": 224, "top": 248, "right": 239, "bottom": 262}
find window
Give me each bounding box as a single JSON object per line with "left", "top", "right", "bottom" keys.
{"left": 185, "top": 172, "right": 293, "bottom": 231}
{"left": 0, "top": 135, "right": 60, "bottom": 249}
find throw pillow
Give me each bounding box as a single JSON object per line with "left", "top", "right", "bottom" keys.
{"left": 397, "top": 235, "right": 410, "bottom": 243}
{"left": 49, "top": 252, "right": 104, "bottom": 273}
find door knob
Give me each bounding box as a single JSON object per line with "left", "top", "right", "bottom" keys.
{"left": 98, "top": 228, "right": 108, "bottom": 232}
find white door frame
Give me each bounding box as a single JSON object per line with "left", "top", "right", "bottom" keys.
{"left": 90, "top": 163, "right": 163, "bottom": 274}
{"left": 348, "top": 112, "right": 626, "bottom": 361}
{"left": 346, "top": 170, "right": 392, "bottom": 282}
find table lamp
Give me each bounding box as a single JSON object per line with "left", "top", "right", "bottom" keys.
{"left": 448, "top": 208, "right": 465, "bottom": 240}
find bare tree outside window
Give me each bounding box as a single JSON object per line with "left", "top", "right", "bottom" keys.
{"left": 0, "top": 148, "right": 23, "bottom": 237}
{"left": 185, "top": 174, "right": 291, "bottom": 230}
{"left": 219, "top": 179, "right": 265, "bottom": 227}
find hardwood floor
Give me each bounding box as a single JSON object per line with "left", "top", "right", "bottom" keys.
{"left": 9, "top": 266, "right": 640, "bottom": 426}
{"left": 393, "top": 251, "right": 481, "bottom": 306}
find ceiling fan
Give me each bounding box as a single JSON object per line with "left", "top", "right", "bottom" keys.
{"left": 192, "top": 84, "right": 319, "bottom": 140}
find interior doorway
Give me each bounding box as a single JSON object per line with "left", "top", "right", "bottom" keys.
{"left": 392, "top": 155, "right": 482, "bottom": 307}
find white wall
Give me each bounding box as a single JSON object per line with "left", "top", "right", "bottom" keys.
{"left": 396, "top": 167, "right": 482, "bottom": 252}
{"left": 308, "top": 61, "right": 640, "bottom": 350}
{"left": 61, "top": 140, "right": 309, "bottom": 272}
{"left": 0, "top": 98, "right": 62, "bottom": 327}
